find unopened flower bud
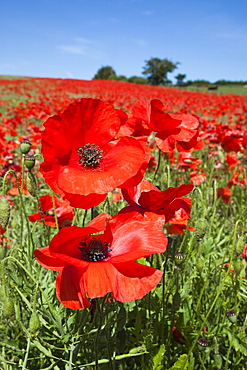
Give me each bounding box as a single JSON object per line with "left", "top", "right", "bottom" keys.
{"left": 29, "top": 311, "right": 40, "bottom": 335}
{"left": 195, "top": 218, "right": 208, "bottom": 242}
{"left": 20, "top": 139, "right": 31, "bottom": 154}
{"left": 226, "top": 310, "right": 237, "bottom": 324}
{"left": 25, "top": 155, "right": 35, "bottom": 170}
{"left": 196, "top": 259, "right": 204, "bottom": 273}
{"left": 0, "top": 197, "right": 11, "bottom": 229}
{"left": 26, "top": 171, "right": 37, "bottom": 197}
{"left": 235, "top": 236, "right": 246, "bottom": 256}
{"left": 233, "top": 260, "right": 245, "bottom": 276}
{"left": 3, "top": 298, "right": 15, "bottom": 319}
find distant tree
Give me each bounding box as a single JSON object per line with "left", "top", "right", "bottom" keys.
{"left": 109, "top": 74, "right": 128, "bottom": 82}
{"left": 175, "top": 74, "right": 186, "bottom": 85}
{"left": 128, "top": 76, "right": 148, "bottom": 84}
{"left": 142, "top": 58, "right": 179, "bottom": 85}
{"left": 93, "top": 66, "right": 116, "bottom": 80}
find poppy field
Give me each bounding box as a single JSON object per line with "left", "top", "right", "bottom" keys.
{"left": 1, "top": 76, "right": 247, "bottom": 369}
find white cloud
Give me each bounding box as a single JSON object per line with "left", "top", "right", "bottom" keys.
{"left": 57, "top": 45, "right": 86, "bottom": 54}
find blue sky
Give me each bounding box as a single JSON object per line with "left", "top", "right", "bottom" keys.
{"left": 1, "top": 0, "right": 247, "bottom": 82}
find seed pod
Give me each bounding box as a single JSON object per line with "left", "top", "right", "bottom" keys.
{"left": 197, "top": 338, "right": 209, "bottom": 351}
{"left": 29, "top": 311, "right": 40, "bottom": 335}
{"left": 20, "top": 139, "right": 31, "bottom": 154}
{"left": 174, "top": 252, "right": 185, "bottom": 265}
{"left": 226, "top": 310, "right": 237, "bottom": 324}
{"left": 0, "top": 197, "right": 11, "bottom": 229}
{"left": 26, "top": 171, "right": 37, "bottom": 197}
{"left": 3, "top": 298, "right": 15, "bottom": 319}
{"left": 195, "top": 218, "right": 208, "bottom": 242}
{"left": 25, "top": 154, "right": 36, "bottom": 170}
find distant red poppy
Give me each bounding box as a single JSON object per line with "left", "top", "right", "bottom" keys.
{"left": 217, "top": 187, "right": 232, "bottom": 204}
{"left": 40, "top": 98, "right": 147, "bottom": 209}
{"left": 28, "top": 195, "right": 74, "bottom": 228}
{"left": 34, "top": 212, "right": 167, "bottom": 309}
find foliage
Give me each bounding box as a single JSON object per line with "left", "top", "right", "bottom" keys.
{"left": 128, "top": 76, "right": 148, "bottom": 84}
{"left": 142, "top": 57, "right": 179, "bottom": 85}
{"left": 175, "top": 74, "right": 187, "bottom": 85}
{"left": 1, "top": 76, "right": 247, "bottom": 369}
{"left": 93, "top": 66, "right": 117, "bottom": 80}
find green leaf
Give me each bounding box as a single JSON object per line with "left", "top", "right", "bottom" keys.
{"left": 168, "top": 354, "right": 188, "bottom": 370}
{"left": 153, "top": 344, "right": 166, "bottom": 369}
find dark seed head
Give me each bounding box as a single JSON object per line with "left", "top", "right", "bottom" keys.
{"left": 197, "top": 338, "right": 209, "bottom": 350}
{"left": 77, "top": 143, "right": 103, "bottom": 168}
{"left": 79, "top": 237, "right": 111, "bottom": 262}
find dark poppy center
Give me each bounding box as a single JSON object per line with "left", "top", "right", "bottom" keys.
{"left": 78, "top": 237, "right": 111, "bottom": 262}
{"left": 77, "top": 143, "right": 103, "bottom": 168}
{"left": 44, "top": 209, "right": 55, "bottom": 217}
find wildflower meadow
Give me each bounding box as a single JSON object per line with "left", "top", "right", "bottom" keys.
{"left": 1, "top": 76, "right": 247, "bottom": 369}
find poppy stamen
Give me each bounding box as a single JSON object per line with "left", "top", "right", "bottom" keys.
{"left": 77, "top": 143, "right": 103, "bottom": 168}
{"left": 79, "top": 237, "right": 111, "bottom": 262}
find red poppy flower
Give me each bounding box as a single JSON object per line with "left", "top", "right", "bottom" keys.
{"left": 34, "top": 212, "right": 167, "bottom": 309}
{"left": 217, "top": 187, "right": 232, "bottom": 204}
{"left": 40, "top": 98, "right": 147, "bottom": 209}
{"left": 172, "top": 326, "right": 186, "bottom": 345}
{"left": 28, "top": 195, "right": 75, "bottom": 228}
{"left": 121, "top": 179, "right": 193, "bottom": 226}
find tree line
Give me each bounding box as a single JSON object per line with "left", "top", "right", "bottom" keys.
{"left": 93, "top": 57, "right": 247, "bottom": 86}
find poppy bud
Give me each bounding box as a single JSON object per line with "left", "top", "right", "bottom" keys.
{"left": 213, "top": 353, "right": 222, "bottom": 369}
{"left": 20, "top": 139, "right": 31, "bottom": 154}
{"left": 0, "top": 197, "right": 11, "bottom": 229}
{"left": 195, "top": 218, "right": 207, "bottom": 241}
{"left": 174, "top": 252, "right": 185, "bottom": 265}
{"left": 3, "top": 298, "right": 15, "bottom": 319}
{"left": 235, "top": 236, "right": 245, "bottom": 256}
{"left": 26, "top": 171, "right": 37, "bottom": 197}
{"left": 233, "top": 260, "right": 245, "bottom": 276}
{"left": 25, "top": 155, "right": 36, "bottom": 170}
{"left": 196, "top": 259, "right": 204, "bottom": 273}
{"left": 197, "top": 338, "right": 209, "bottom": 351}
{"left": 29, "top": 311, "right": 40, "bottom": 335}
{"left": 226, "top": 310, "right": 237, "bottom": 324}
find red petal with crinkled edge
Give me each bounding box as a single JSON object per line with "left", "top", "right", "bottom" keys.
{"left": 118, "top": 136, "right": 150, "bottom": 189}
{"left": 168, "top": 113, "right": 199, "bottom": 142}
{"left": 34, "top": 246, "right": 66, "bottom": 271}
{"left": 57, "top": 136, "right": 145, "bottom": 195}
{"left": 87, "top": 212, "right": 112, "bottom": 229}
{"left": 138, "top": 184, "right": 194, "bottom": 211}
{"left": 80, "top": 261, "right": 163, "bottom": 302}
{"left": 108, "top": 212, "right": 167, "bottom": 262}
{"left": 56, "top": 264, "right": 90, "bottom": 309}
{"left": 121, "top": 178, "right": 159, "bottom": 207}
{"left": 150, "top": 99, "right": 182, "bottom": 132}
{"left": 41, "top": 99, "right": 120, "bottom": 160}
{"left": 155, "top": 130, "right": 177, "bottom": 152}
{"left": 63, "top": 192, "right": 106, "bottom": 209}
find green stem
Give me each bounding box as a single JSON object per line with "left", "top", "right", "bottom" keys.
{"left": 22, "top": 336, "right": 31, "bottom": 370}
